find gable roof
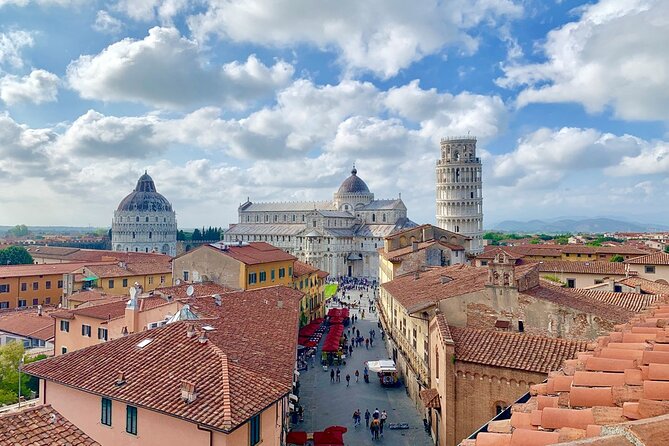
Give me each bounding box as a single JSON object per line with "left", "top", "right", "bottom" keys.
{"left": 380, "top": 240, "right": 464, "bottom": 262}
{"left": 52, "top": 295, "right": 170, "bottom": 321}
{"left": 293, "top": 260, "right": 319, "bottom": 277}
{"left": 0, "top": 405, "right": 99, "bottom": 446}
{"left": 624, "top": 251, "right": 669, "bottom": 265}
{"left": 154, "top": 282, "right": 235, "bottom": 299}
{"left": 536, "top": 260, "right": 635, "bottom": 276}
{"left": 450, "top": 326, "right": 588, "bottom": 374}
{"left": 617, "top": 276, "right": 669, "bottom": 295}
{"left": 0, "top": 307, "right": 56, "bottom": 341}
{"left": 0, "top": 262, "right": 95, "bottom": 279}
{"left": 24, "top": 286, "right": 303, "bottom": 433}
{"left": 84, "top": 261, "right": 171, "bottom": 279}
{"left": 201, "top": 242, "right": 296, "bottom": 265}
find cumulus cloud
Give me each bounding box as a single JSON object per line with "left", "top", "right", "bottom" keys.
{"left": 187, "top": 0, "right": 522, "bottom": 78}
{"left": 93, "top": 10, "right": 124, "bottom": 34}
{"left": 498, "top": 0, "right": 669, "bottom": 121}
{"left": 112, "top": 0, "right": 191, "bottom": 23}
{"left": 0, "top": 112, "right": 55, "bottom": 179}
{"left": 0, "top": 69, "right": 59, "bottom": 105}
{"left": 66, "top": 26, "right": 294, "bottom": 109}
{"left": 0, "top": 30, "right": 33, "bottom": 68}
{"left": 607, "top": 142, "right": 669, "bottom": 176}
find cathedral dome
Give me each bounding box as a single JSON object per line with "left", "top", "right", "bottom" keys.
{"left": 117, "top": 172, "right": 173, "bottom": 212}
{"left": 337, "top": 167, "right": 370, "bottom": 194}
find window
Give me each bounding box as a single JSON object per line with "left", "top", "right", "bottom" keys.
{"left": 45, "top": 297, "right": 51, "bottom": 304}
{"left": 122, "top": 278, "right": 128, "bottom": 287}
{"left": 259, "top": 271, "right": 266, "bottom": 282}
{"left": 101, "top": 398, "right": 112, "bottom": 426}
{"left": 645, "top": 265, "right": 656, "bottom": 274}
{"left": 271, "top": 269, "right": 275, "bottom": 281}
{"left": 46, "top": 281, "right": 51, "bottom": 289}
{"left": 61, "top": 346, "right": 67, "bottom": 354}
{"left": 566, "top": 279, "right": 575, "bottom": 288}
{"left": 126, "top": 405, "right": 137, "bottom": 435}
{"left": 136, "top": 216, "right": 139, "bottom": 222}
{"left": 32, "top": 298, "right": 39, "bottom": 306}
{"left": 98, "top": 327, "right": 108, "bottom": 341}
{"left": 57, "top": 280, "right": 63, "bottom": 288}
{"left": 288, "top": 267, "right": 292, "bottom": 277}
{"left": 249, "top": 414, "right": 261, "bottom": 446}
{"left": 148, "top": 232, "right": 152, "bottom": 239}
{"left": 518, "top": 320, "right": 524, "bottom": 333}
{"left": 435, "top": 349, "right": 439, "bottom": 379}
{"left": 145, "top": 217, "right": 149, "bottom": 222}
{"left": 108, "top": 279, "right": 115, "bottom": 289}
{"left": 21, "top": 283, "right": 26, "bottom": 291}
{"left": 60, "top": 320, "right": 70, "bottom": 332}
{"left": 18, "top": 299, "right": 26, "bottom": 307}
{"left": 0, "top": 284, "right": 9, "bottom": 293}
{"left": 33, "top": 282, "right": 38, "bottom": 290}
{"left": 0, "top": 301, "right": 7, "bottom": 309}
{"left": 248, "top": 272, "right": 257, "bottom": 284}
{"left": 160, "top": 275, "right": 165, "bottom": 284}
{"left": 183, "top": 271, "right": 189, "bottom": 281}
{"left": 82, "top": 324, "right": 92, "bottom": 337}
{"left": 148, "top": 276, "right": 153, "bottom": 285}
{"left": 132, "top": 232, "right": 136, "bottom": 239}
{"left": 279, "top": 268, "right": 285, "bottom": 278}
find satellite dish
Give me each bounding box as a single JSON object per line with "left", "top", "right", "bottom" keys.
{"left": 186, "top": 285, "right": 194, "bottom": 297}
{"left": 175, "top": 279, "right": 182, "bottom": 285}
{"left": 129, "top": 287, "right": 137, "bottom": 299}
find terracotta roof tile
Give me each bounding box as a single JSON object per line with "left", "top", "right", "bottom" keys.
{"left": 616, "top": 277, "right": 669, "bottom": 295}
{"left": 0, "top": 307, "right": 56, "bottom": 341}
{"left": 624, "top": 252, "right": 669, "bottom": 265}
{"left": 293, "top": 260, "right": 319, "bottom": 277}
{"left": 52, "top": 295, "right": 170, "bottom": 321}
{"left": 420, "top": 388, "right": 441, "bottom": 409}
{"left": 0, "top": 262, "right": 95, "bottom": 278}
{"left": 381, "top": 240, "right": 464, "bottom": 262}
{"left": 24, "top": 285, "right": 303, "bottom": 432}
{"left": 201, "top": 242, "right": 297, "bottom": 265}
{"left": 154, "top": 282, "right": 235, "bottom": 299}
{"left": 450, "top": 327, "right": 588, "bottom": 373}
{"left": 536, "top": 260, "right": 634, "bottom": 276}
{"left": 0, "top": 404, "right": 99, "bottom": 446}
{"left": 84, "top": 261, "right": 171, "bottom": 278}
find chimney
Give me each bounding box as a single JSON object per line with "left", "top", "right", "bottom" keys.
{"left": 186, "top": 324, "right": 197, "bottom": 338}
{"left": 414, "top": 271, "right": 420, "bottom": 280}
{"left": 277, "top": 300, "right": 284, "bottom": 309}
{"left": 125, "top": 287, "right": 139, "bottom": 334}
{"left": 116, "top": 371, "right": 126, "bottom": 386}
{"left": 37, "top": 305, "right": 42, "bottom": 316}
{"left": 118, "top": 261, "right": 127, "bottom": 269}
{"left": 180, "top": 380, "right": 197, "bottom": 403}
{"left": 198, "top": 330, "right": 208, "bottom": 344}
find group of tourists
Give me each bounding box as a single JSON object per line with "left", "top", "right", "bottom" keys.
{"left": 353, "top": 408, "right": 388, "bottom": 440}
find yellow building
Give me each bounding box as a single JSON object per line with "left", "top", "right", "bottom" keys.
{"left": 68, "top": 261, "right": 172, "bottom": 296}
{"left": 172, "top": 241, "right": 297, "bottom": 291}
{"left": 0, "top": 262, "right": 91, "bottom": 309}
{"left": 293, "top": 260, "right": 328, "bottom": 325}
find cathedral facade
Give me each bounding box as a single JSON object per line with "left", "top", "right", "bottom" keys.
{"left": 224, "top": 167, "right": 416, "bottom": 278}
{"left": 111, "top": 172, "right": 177, "bottom": 256}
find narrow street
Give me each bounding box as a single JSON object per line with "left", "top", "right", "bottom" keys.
{"left": 295, "top": 288, "right": 433, "bottom": 445}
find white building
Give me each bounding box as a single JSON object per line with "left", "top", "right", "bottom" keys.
{"left": 111, "top": 172, "right": 177, "bottom": 256}
{"left": 224, "top": 167, "right": 416, "bottom": 278}
{"left": 436, "top": 137, "right": 483, "bottom": 254}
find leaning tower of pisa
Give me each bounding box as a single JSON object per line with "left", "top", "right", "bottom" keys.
{"left": 435, "top": 137, "right": 483, "bottom": 254}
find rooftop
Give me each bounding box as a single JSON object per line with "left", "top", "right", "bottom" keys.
{"left": 293, "top": 260, "right": 320, "bottom": 277}
{"left": 380, "top": 240, "right": 465, "bottom": 263}
{"left": 25, "top": 286, "right": 303, "bottom": 432}
{"left": 154, "top": 282, "right": 235, "bottom": 299}
{"left": 52, "top": 295, "right": 170, "bottom": 321}
{"left": 0, "top": 405, "right": 99, "bottom": 446}
{"left": 25, "top": 245, "right": 172, "bottom": 262}
{"left": 617, "top": 277, "right": 669, "bottom": 295}
{"left": 0, "top": 306, "right": 56, "bottom": 341}
{"left": 203, "top": 242, "right": 297, "bottom": 265}
{"left": 536, "top": 260, "right": 635, "bottom": 276}
{"left": 624, "top": 252, "right": 669, "bottom": 265}
{"left": 0, "top": 262, "right": 96, "bottom": 278}
{"left": 83, "top": 260, "right": 172, "bottom": 279}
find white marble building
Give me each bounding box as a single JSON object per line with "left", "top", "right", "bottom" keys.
{"left": 224, "top": 167, "right": 416, "bottom": 278}
{"left": 111, "top": 172, "right": 177, "bottom": 256}
{"left": 436, "top": 137, "right": 484, "bottom": 254}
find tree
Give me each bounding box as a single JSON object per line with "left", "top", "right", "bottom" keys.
{"left": 7, "top": 224, "right": 29, "bottom": 238}
{"left": 191, "top": 229, "right": 202, "bottom": 241}
{"left": 610, "top": 255, "right": 624, "bottom": 262}
{"left": 177, "top": 230, "right": 186, "bottom": 241}
{"left": 664, "top": 245, "right": 669, "bottom": 254}
{"left": 0, "top": 343, "right": 32, "bottom": 405}
{"left": 0, "top": 246, "right": 33, "bottom": 265}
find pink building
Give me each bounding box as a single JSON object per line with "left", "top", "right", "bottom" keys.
{"left": 24, "top": 285, "right": 304, "bottom": 446}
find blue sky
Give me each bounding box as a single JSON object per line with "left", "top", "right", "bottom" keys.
{"left": 1, "top": 0, "right": 668, "bottom": 228}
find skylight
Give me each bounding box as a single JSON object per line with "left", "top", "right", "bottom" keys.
{"left": 137, "top": 339, "right": 152, "bottom": 348}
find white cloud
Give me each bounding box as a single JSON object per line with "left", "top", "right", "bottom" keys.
{"left": 498, "top": 0, "right": 669, "bottom": 121}
{"left": 93, "top": 10, "right": 124, "bottom": 34}
{"left": 188, "top": 0, "right": 522, "bottom": 78}
{"left": 66, "top": 27, "right": 294, "bottom": 109}
{"left": 0, "top": 30, "right": 33, "bottom": 68}
{"left": 0, "top": 112, "right": 55, "bottom": 179}
{"left": 607, "top": 142, "right": 669, "bottom": 176}
{"left": 112, "top": 0, "right": 191, "bottom": 23}
{"left": 0, "top": 69, "right": 59, "bottom": 105}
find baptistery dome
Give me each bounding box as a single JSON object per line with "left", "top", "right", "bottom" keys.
{"left": 117, "top": 172, "right": 173, "bottom": 212}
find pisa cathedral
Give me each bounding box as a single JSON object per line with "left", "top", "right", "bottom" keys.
{"left": 224, "top": 167, "right": 417, "bottom": 278}
{"left": 111, "top": 172, "right": 177, "bottom": 256}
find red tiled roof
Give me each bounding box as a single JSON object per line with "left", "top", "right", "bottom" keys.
{"left": 381, "top": 240, "right": 465, "bottom": 262}
{"left": 26, "top": 245, "right": 172, "bottom": 262}
{"left": 154, "top": 282, "right": 235, "bottom": 299}
{"left": 536, "top": 260, "right": 635, "bottom": 276}
{"left": 293, "top": 260, "right": 319, "bottom": 277}
{"left": 0, "top": 307, "right": 56, "bottom": 341}
{"left": 435, "top": 312, "right": 454, "bottom": 345}
{"left": 52, "top": 296, "right": 170, "bottom": 321}
{"left": 0, "top": 405, "right": 99, "bottom": 446}
{"left": 198, "top": 242, "right": 296, "bottom": 265}
{"left": 67, "top": 289, "right": 110, "bottom": 303}
{"left": 624, "top": 252, "right": 669, "bottom": 265}
{"left": 572, "top": 288, "right": 662, "bottom": 313}
{"left": 420, "top": 388, "right": 441, "bottom": 409}
{"left": 84, "top": 261, "right": 171, "bottom": 278}
{"left": 617, "top": 277, "right": 669, "bottom": 295}
{"left": 0, "top": 262, "right": 96, "bottom": 278}
{"left": 562, "top": 245, "right": 650, "bottom": 256}
{"left": 450, "top": 327, "right": 588, "bottom": 374}
{"left": 24, "top": 285, "right": 303, "bottom": 432}
{"left": 381, "top": 264, "right": 488, "bottom": 313}
{"left": 478, "top": 245, "right": 563, "bottom": 259}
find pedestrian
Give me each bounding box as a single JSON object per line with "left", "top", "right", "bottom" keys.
{"left": 349, "top": 345, "right": 353, "bottom": 357}
{"left": 364, "top": 409, "right": 371, "bottom": 427}
{"left": 370, "top": 418, "right": 377, "bottom": 440}
{"left": 346, "top": 374, "right": 351, "bottom": 387}
{"left": 330, "top": 369, "right": 335, "bottom": 383}
{"left": 364, "top": 367, "right": 369, "bottom": 383}
{"left": 370, "top": 337, "right": 374, "bottom": 347}
{"left": 371, "top": 418, "right": 380, "bottom": 440}
{"left": 380, "top": 410, "right": 387, "bottom": 436}
{"left": 373, "top": 408, "right": 380, "bottom": 419}
{"left": 336, "top": 367, "right": 341, "bottom": 383}
{"left": 355, "top": 369, "right": 360, "bottom": 382}
{"left": 365, "top": 338, "right": 369, "bottom": 349}
{"left": 352, "top": 409, "right": 360, "bottom": 427}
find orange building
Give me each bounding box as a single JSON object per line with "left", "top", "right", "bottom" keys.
{"left": 293, "top": 260, "right": 328, "bottom": 325}
{"left": 70, "top": 261, "right": 173, "bottom": 295}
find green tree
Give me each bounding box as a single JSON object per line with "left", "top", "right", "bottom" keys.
{"left": 610, "top": 255, "right": 624, "bottom": 262}
{"left": 177, "top": 230, "right": 186, "bottom": 241}
{"left": 7, "top": 224, "right": 29, "bottom": 237}
{"left": 0, "top": 343, "right": 31, "bottom": 404}
{"left": 664, "top": 245, "right": 669, "bottom": 254}
{"left": 0, "top": 246, "right": 33, "bottom": 265}
{"left": 192, "top": 229, "right": 202, "bottom": 241}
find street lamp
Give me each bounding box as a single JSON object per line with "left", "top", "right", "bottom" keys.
{"left": 18, "top": 356, "right": 24, "bottom": 408}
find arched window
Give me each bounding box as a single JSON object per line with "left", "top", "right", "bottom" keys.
{"left": 495, "top": 401, "right": 508, "bottom": 415}
{"left": 145, "top": 217, "right": 149, "bottom": 222}
{"left": 382, "top": 213, "right": 386, "bottom": 222}
{"left": 372, "top": 214, "right": 376, "bottom": 222}
{"left": 136, "top": 216, "right": 139, "bottom": 222}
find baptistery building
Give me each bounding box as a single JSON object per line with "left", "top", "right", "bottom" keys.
{"left": 111, "top": 172, "right": 177, "bottom": 256}
{"left": 224, "top": 167, "right": 417, "bottom": 278}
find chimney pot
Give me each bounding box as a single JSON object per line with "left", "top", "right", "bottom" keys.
{"left": 180, "top": 380, "right": 197, "bottom": 403}
{"left": 198, "top": 330, "right": 208, "bottom": 344}
{"left": 277, "top": 300, "right": 284, "bottom": 309}
{"left": 186, "top": 324, "right": 196, "bottom": 338}
{"left": 116, "top": 371, "right": 126, "bottom": 386}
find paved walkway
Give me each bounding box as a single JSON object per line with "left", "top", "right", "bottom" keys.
{"left": 295, "top": 288, "right": 433, "bottom": 446}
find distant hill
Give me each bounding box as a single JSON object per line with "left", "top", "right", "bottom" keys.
{"left": 491, "top": 218, "right": 669, "bottom": 234}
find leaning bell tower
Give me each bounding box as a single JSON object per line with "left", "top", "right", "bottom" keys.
{"left": 436, "top": 137, "right": 483, "bottom": 254}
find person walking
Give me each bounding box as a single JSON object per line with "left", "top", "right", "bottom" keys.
{"left": 380, "top": 410, "right": 388, "bottom": 436}
{"left": 365, "top": 338, "right": 369, "bottom": 349}
{"left": 364, "top": 367, "right": 369, "bottom": 383}
{"left": 364, "top": 409, "right": 371, "bottom": 427}
{"left": 336, "top": 367, "right": 341, "bottom": 383}
{"left": 330, "top": 369, "right": 335, "bottom": 383}
{"left": 373, "top": 408, "right": 380, "bottom": 420}
{"left": 355, "top": 369, "right": 360, "bottom": 382}
{"left": 352, "top": 409, "right": 360, "bottom": 427}
{"left": 346, "top": 374, "right": 351, "bottom": 387}
{"left": 370, "top": 418, "right": 377, "bottom": 440}
{"left": 371, "top": 418, "right": 380, "bottom": 440}
{"left": 349, "top": 345, "right": 353, "bottom": 357}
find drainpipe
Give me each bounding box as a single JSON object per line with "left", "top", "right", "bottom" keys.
{"left": 196, "top": 425, "right": 213, "bottom": 446}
